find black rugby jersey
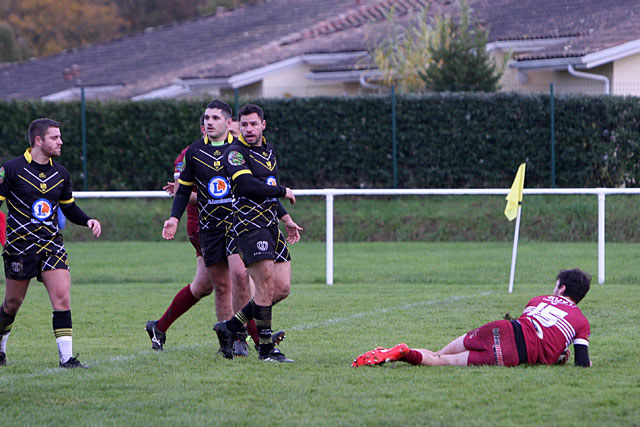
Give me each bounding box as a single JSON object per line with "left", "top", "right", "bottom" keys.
{"left": 177, "top": 133, "right": 234, "bottom": 232}
{"left": 0, "top": 149, "right": 74, "bottom": 256}
{"left": 222, "top": 135, "right": 287, "bottom": 236}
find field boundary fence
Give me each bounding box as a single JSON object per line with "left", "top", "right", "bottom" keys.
{"left": 75, "top": 188, "right": 640, "bottom": 285}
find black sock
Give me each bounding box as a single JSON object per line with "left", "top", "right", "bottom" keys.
{"left": 254, "top": 303, "right": 273, "bottom": 356}
{"left": 52, "top": 310, "right": 72, "bottom": 338}
{"left": 0, "top": 306, "right": 16, "bottom": 335}
{"left": 226, "top": 299, "right": 254, "bottom": 333}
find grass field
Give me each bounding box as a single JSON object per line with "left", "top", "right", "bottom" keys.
{"left": 1, "top": 241, "right": 639, "bottom": 426}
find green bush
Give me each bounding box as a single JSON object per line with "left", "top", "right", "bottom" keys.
{"left": 1, "top": 94, "right": 639, "bottom": 190}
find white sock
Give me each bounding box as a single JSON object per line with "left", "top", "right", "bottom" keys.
{"left": 56, "top": 336, "right": 73, "bottom": 363}
{"left": 0, "top": 332, "right": 9, "bottom": 353}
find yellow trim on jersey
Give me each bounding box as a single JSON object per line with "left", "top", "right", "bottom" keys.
{"left": 60, "top": 198, "right": 74, "bottom": 204}
{"left": 24, "top": 148, "right": 53, "bottom": 165}
{"left": 238, "top": 134, "right": 251, "bottom": 147}
{"left": 18, "top": 176, "right": 64, "bottom": 194}
{"left": 0, "top": 195, "right": 5, "bottom": 201}
{"left": 238, "top": 134, "right": 265, "bottom": 147}
{"left": 205, "top": 132, "right": 233, "bottom": 145}
{"left": 178, "top": 179, "right": 194, "bottom": 186}
{"left": 232, "top": 169, "right": 252, "bottom": 181}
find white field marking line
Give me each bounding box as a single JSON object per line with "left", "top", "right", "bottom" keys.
{"left": 0, "top": 291, "right": 493, "bottom": 383}
{"left": 288, "top": 291, "right": 493, "bottom": 332}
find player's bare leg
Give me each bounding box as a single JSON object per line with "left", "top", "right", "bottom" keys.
{"left": 0, "top": 278, "right": 30, "bottom": 366}
{"left": 2, "top": 278, "right": 30, "bottom": 315}
{"left": 41, "top": 269, "right": 86, "bottom": 368}
{"left": 417, "top": 349, "right": 469, "bottom": 366}
{"left": 41, "top": 269, "right": 71, "bottom": 310}
{"left": 229, "top": 253, "right": 250, "bottom": 312}
{"left": 206, "top": 261, "right": 233, "bottom": 322}
{"left": 436, "top": 334, "right": 467, "bottom": 355}
{"left": 228, "top": 253, "right": 251, "bottom": 356}
{"left": 272, "top": 261, "right": 291, "bottom": 305}
{"left": 246, "top": 260, "right": 292, "bottom": 362}
{"left": 189, "top": 256, "right": 214, "bottom": 298}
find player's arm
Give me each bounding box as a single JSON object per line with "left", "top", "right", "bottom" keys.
{"left": 276, "top": 200, "right": 303, "bottom": 244}
{"left": 162, "top": 182, "right": 192, "bottom": 240}
{"left": 60, "top": 200, "right": 101, "bottom": 237}
{"left": 573, "top": 344, "right": 591, "bottom": 367}
{"left": 232, "top": 172, "right": 286, "bottom": 199}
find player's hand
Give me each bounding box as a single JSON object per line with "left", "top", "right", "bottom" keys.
{"left": 163, "top": 181, "right": 176, "bottom": 196}
{"left": 282, "top": 216, "right": 303, "bottom": 244}
{"left": 284, "top": 187, "right": 296, "bottom": 205}
{"left": 87, "top": 219, "right": 101, "bottom": 238}
{"left": 162, "top": 217, "right": 179, "bottom": 240}
{"left": 555, "top": 348, "right": 570, "bottom": 365}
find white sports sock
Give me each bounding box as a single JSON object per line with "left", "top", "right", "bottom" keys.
{"left": 56, "top": 336, "right": 73, "bottom": 363}
{"left": 0, "top": 332, "right": 9, "bottom": 353}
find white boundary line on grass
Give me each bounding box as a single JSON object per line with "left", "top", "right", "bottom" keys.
{"left": 0, "top": 291, "right": 492, "bottom": 383}
{"left": 288, "top": 292, "right": 493, "bottom": 332}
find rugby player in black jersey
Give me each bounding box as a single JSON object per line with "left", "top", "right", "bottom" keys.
{"left": 215, "top": 104, "right": 298, "bottom": 363}
{"left": 157, "top": 101, "right": 301, "bottom": 357}
{"left": 159, "top": 101, "right": 237, "bottom": 345}
{"left": 0, "top": 118, "right": 101, "bottom": 368}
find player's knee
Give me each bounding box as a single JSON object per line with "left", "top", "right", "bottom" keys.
{"left": 190, "top": 281, "right": 213, "bottom": 298}
{"left": 52, "top": 295, "right": 70, "bottom": 311}
{"left": 230, "top": 269, "right": 249, "bottom": 288}
{"left": 272, "top": 282, "right": 290, "bottom": 304}
{"left": 3, "top": 296, "right": 24, "bottom": 314}
{"left": 213, "top": 278, "right": 232, "bottom": 296}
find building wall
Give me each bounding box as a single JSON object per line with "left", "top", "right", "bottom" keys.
{"left": 612, "top": 52, "right": 640, "bottom": 96}
{"left": 495, "top": 49, "right": 614, "bottom": 95}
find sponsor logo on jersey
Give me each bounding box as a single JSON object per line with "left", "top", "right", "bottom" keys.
{"left": 0, "top": 166, "right": 4, "bottom": 183}
{"left": 176, "top": 161, "right": 184, "bottom": 172}
{"left": 228, "top": 150, "right": 245, "bottom": 166}
{"left": 257, "top": 240, "right": 269, "bottom": 251}
{"left": 266, "top": 176, "right": 277, "bottom": 186}
{"left": 32, "top": 199, "right": 53, "bottom": 221}
{"left": 208, "top": 176, "right": 230, "bottom": 198}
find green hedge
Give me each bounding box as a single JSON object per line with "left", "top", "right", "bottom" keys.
{"left": 1, "top": 93, "right": 639, "bottom": 190}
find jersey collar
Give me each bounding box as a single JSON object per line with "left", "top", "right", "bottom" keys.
{"left": 238, "top": 134, "right": 266, "bottom": 148}
{"left": 203, "top": 133, "right": 233, "bottom": 145}
{"left": 24, "top": 148, "right": 52, "bottom": 165}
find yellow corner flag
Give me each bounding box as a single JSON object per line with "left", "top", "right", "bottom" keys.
{"left": 504, "top": 163, "right": 526, "bottom": 221}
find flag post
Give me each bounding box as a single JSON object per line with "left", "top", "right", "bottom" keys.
{"left": 504, "top": 163, "right": 526, "bottom": 293}
{"left": 508, "top": 204, "right": 521, "bottom": 293}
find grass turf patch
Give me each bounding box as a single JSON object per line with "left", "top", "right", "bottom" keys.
{"left": 0, "top": 241, "right": 638, "bottom": 425}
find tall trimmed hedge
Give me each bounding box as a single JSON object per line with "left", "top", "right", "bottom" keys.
{"left": 1, "top": 93, "right": 639, "bottom": 190}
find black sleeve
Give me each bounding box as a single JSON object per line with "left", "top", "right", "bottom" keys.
{"left": 60, "top": 202, "right": 92, "bottom": 226}
{"left": 574, "top": 344, "right": 590, "bottom": 367}
{"left": 276, "top": 200, "right": 288, "bottom": 218}
{"left": 170, "top": 183, "right": 192, "bottom": 219}
{"left": 234, "top": 174, "right": 286, "bottom": 199}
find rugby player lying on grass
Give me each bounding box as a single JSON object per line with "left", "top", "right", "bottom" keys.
{"left": 353, "top": 269, "right": 592, "bottom": 368}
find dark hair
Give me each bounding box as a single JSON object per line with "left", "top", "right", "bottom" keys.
{"left": 557, "top": 268, "right": 591, "bottom": 304}
{"left": 28, "top": 118, "right": 59, "bottom": 147}
{"left": 238, "top": 103, "right": 264, "bottom": 121}
{"left": 205, "top": 100, "right": 232, "bottom": 119}
{"left": 199, "top": 113, "right": 205, "bottom": 127}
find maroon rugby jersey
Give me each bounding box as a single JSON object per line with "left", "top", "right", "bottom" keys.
{"left": 518, "top": 295, "right": 590, "bottom": 365}
{"left": 174, "top": 146, "right": 199, "bottom": 236}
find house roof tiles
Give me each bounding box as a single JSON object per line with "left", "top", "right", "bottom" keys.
{"left": 1, "top": 0, "right": 638, "bottom": 99}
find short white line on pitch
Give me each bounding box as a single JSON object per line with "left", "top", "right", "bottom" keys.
{"left": 288, "top": 291, "right": 493, "bottom": 332}
{"left": 0, "top": 291, "right": 492, "bottom": 383}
